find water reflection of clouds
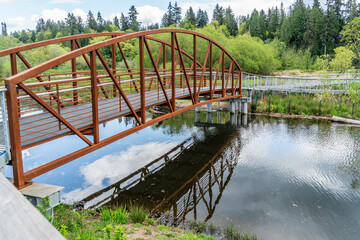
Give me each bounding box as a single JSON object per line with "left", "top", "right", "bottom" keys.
{"left": 238, "top": 122, "right": 357, "bottom": 195}
{"left": 63, "top": 141, "right": 179, "bottom": 203}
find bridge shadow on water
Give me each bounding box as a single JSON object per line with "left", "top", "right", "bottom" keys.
{"left": 80, "top": 111, "right": 250, "bottom": 226}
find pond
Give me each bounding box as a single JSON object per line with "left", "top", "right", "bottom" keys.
{"left": 8, "top": 111, "right": 360, "bottom": 240}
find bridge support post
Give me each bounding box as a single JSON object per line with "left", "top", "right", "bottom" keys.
{"left": 195, "top": 106, "right": 200, "bottom": 112}
{"left": 217, "top": 101, "right": 221, "bottom": 110}
{"left": 207, "top": 103, "right": 212, "bottom": 112}
{"left": 206, "top": 112, "right": 212, "bottom": 124}
{"left": 195, "top": 111, "right": 201, "bottom": 123}
{"left": 230, "top": 101, "right": 236, "bottom": 114}
{"left": 242, "top": 114, "right": 248, "bottom": 125}
{"left": 242, "top": 102, "right": 248, "bottom": 115}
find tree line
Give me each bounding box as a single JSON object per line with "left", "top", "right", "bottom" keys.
{"left": 1, "top": 1, "right": 360, "bottom": 75}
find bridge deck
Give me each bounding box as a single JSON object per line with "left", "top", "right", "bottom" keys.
{"left": 19, "top": 86, "right": 226, "bottom": 148}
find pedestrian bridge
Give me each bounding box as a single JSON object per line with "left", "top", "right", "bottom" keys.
{"left": 0, "top": 29, "right": 243, "bottom": 188}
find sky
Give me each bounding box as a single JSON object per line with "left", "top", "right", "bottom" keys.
{"left": 0, "top": 0, "right": 332, "bottom": 33}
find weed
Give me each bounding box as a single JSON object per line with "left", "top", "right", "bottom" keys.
{"left": 114, "top": 226, "right": 127, "bottom": 240}
{"left": 224, "top": 224, "right": 241, "bottom": 240}
{"left": 143, "top": 226, "right": 152, "bottom": 235}
{"left": 207, "top": 222, "right": 218, "bottom": 234}
{"left": 189, "top": 220, "right": 207, "bottom": 233}
{"left": 145, "top": 217, "right": 156, "bottom": 226}
{"left": 129, "top": 205, "right": 148, "bottom": 223}
{"left": 242, "top": 232, "right": 258, "bottom": 240}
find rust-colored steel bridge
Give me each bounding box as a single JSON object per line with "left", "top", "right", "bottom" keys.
{"left": 0, "top": 29, "right": 242, "bottom": 189}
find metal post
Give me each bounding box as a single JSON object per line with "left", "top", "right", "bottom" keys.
{"left": 139, "top": 36, "right": 146, "bottom": 124}
{"left": 209, "top": 43, "right": 213, "bottom": 99}
{"left": 222, "top": 51, "right": 225, "bottom": 97}
{"left": 71, "top": 40, "right": 78, "bottom": 105}
{"left": 193, "top": 35, "right": 197, "bottom": 100}
{"left": 6, "top": 81, "right": 25, "bottom": 189}
{"left": 0, "top": 91, "right": 10, "bottom": 162}
{"left": 163, "top": 44, "right": 166, "bottom": 88}
{"left": 90, "top": 51, "right": 99, "bottom": 144}
{"left": 171, "top": 33, "right": 176, "bottom": 110}
{"left": 112, "top": 39, "right": 117, "bottom": 97}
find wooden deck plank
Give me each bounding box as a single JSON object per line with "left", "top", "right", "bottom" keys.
{"left": 0, "top": 174, "right": 65, "bottom": 240}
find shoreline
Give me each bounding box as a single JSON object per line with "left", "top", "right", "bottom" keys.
{"left": 250, "top": 112, "right": 360, "bottom": 125}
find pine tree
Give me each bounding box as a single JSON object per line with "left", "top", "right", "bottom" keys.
{"left": 173, "top": 2, "right": 182, "bottom": 25}
{"left": 97, "top": 11, "right": 104, "bottom": 32}
{"left": 304, "top": 0, "right": 325, "bottom": 55}
{"left": 87, "top": 11, "right": 97, "bottom": 30}
{"left": 268, "top": 7, "right": 280, "bottom": 39}
{"left": 1, "top": 22, "right": 7, "bottom": 36}
{"left": 120, "top": 13, "right": 129, "bottom": 31}
{"left": 128, "top": 5, "right": 140, "bottom": 31}
{"left": 36, "top": 18, "right": 45, "bottom": 33}
{"left": 161, "top": 13, "right": 169, "bottom": 27}
{"left": 213, "top": 4, "right": 225, "bottom": 25}
{"left": 224, "top": 6, "right": 238, "bottom": 36}
{"left": 114, "top": 16, "right": 120, "bottom": 30}
{"left": 185, "top": 7, "right": 196, "bottom": 26}
{"left": 196, "top": 9, "right": 209, "bottom": 28}
{"left": 288, "top": 0, "right": 308, "bottom": 48}
{"left": 345, "top": 0, "right": 358, "bottom": 22}
{"left": 324, "top": 0, "right": 341, "bottom": 54}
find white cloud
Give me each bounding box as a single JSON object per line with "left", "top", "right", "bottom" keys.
{"left": 50, "top": 0, "right": 83, "bottom": 3}
{"left": 30, "top": 14, "right": 40, "bottom": 22}
{"left": 180, "top": 0, "right": 295, "bottom": 19}
{"left": 72, "top": 8, "right": 87, "bottom": 20}
{"left": 42, "top": 8, "right": 68, "bottom": 21}
{"left": 0, "top": 0, "right": 13, "bottom": 3}
{"left": 137, "top": 5, "right": 165, "bottom": 26}
{"left": 6, "top": 17, "right": 27, "bottom": 29}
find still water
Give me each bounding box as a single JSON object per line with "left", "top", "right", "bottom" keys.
{"left": 10, "top": 111, "right": 360, "bottom": 240}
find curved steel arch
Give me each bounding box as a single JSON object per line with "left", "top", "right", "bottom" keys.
{"left": 4, "top": 29, "right": 243, "bottom": 189}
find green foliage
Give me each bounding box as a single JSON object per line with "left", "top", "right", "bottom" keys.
{"left": 256, "top": 93, "right": 360, "bottom": 119}
{"left": 330, "top": 46, "right": 356, "bottom": 72}
{"left": 101, "top": 207, "right": 129, "bottom": 224}
{"left": 129, "top": 205, "right": 148, "bottom": 223}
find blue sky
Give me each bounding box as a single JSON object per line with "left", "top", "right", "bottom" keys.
{"left": 0, "top": 0, "right": 332, "bottom": 32}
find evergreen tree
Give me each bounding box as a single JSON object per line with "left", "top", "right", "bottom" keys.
{"left": 304, "top": 0, "right": 325, "bottom": 55}
{"left": 196, "top": 9, "right": 209, "bottom": 28}
{"left": 268, "top": 7, "right": 280, "bottom": 39}
{"left": 36, "top": 18, "right": 45, "bottom": 33}
{"left": 128, "top": 5, "right": 140, "bottom": 31}
{"left": 161, "top": 13, "right": 169, "bottom": 27}
{"left": 120, "top": 13, "right": 129, "bottom": 31}
{"left": 173, "top": 2, "right": 182, "bottom": 25}
{"left": 185, "top": 7, "right": 196, "bottom": 26}
{"left": 345, "top": 0, "right": 358, "bottom": 22}
{"left": 87, "top": 11, "right": 97, "bottom": 30}
{"left": 212, "top": 4, "right": 225, "bottom": 25}
{"left": 224, "top": 6, "right": 238, "bottom": 36}
{"left": 288, "top": 0, "right": 308, "bottom": 48}
{"left": 114, "top": 16, "right": 120, "bottom": 29}
{"left": 324, "top": 0, "right": 341, "bottom": 54}
{"left": 1, "top": 22, "right": 7, "bottom": 36}
{"left": 97, "top": 11, "right": 104, "bottom": 32}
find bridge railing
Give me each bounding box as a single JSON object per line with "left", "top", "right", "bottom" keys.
{"left": 242, "top": 72, "right": 360, "bottom": 93}
{"left": 2, "top": 29, "right": 242, "bottom": 189}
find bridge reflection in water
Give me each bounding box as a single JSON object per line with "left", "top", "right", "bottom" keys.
{"left": 81, "top": 112, "right": 248, "bottom": 226}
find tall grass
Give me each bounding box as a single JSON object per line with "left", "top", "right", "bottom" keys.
{"left": 254, "top": 93, "right": 360, "bottom": 119}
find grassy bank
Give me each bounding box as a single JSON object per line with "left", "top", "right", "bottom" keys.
{"left": 251, "top": 93, "right": 360, "bottom": 119}
{"left": 50, "top": 204, "right": 258, "bottom": 240}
